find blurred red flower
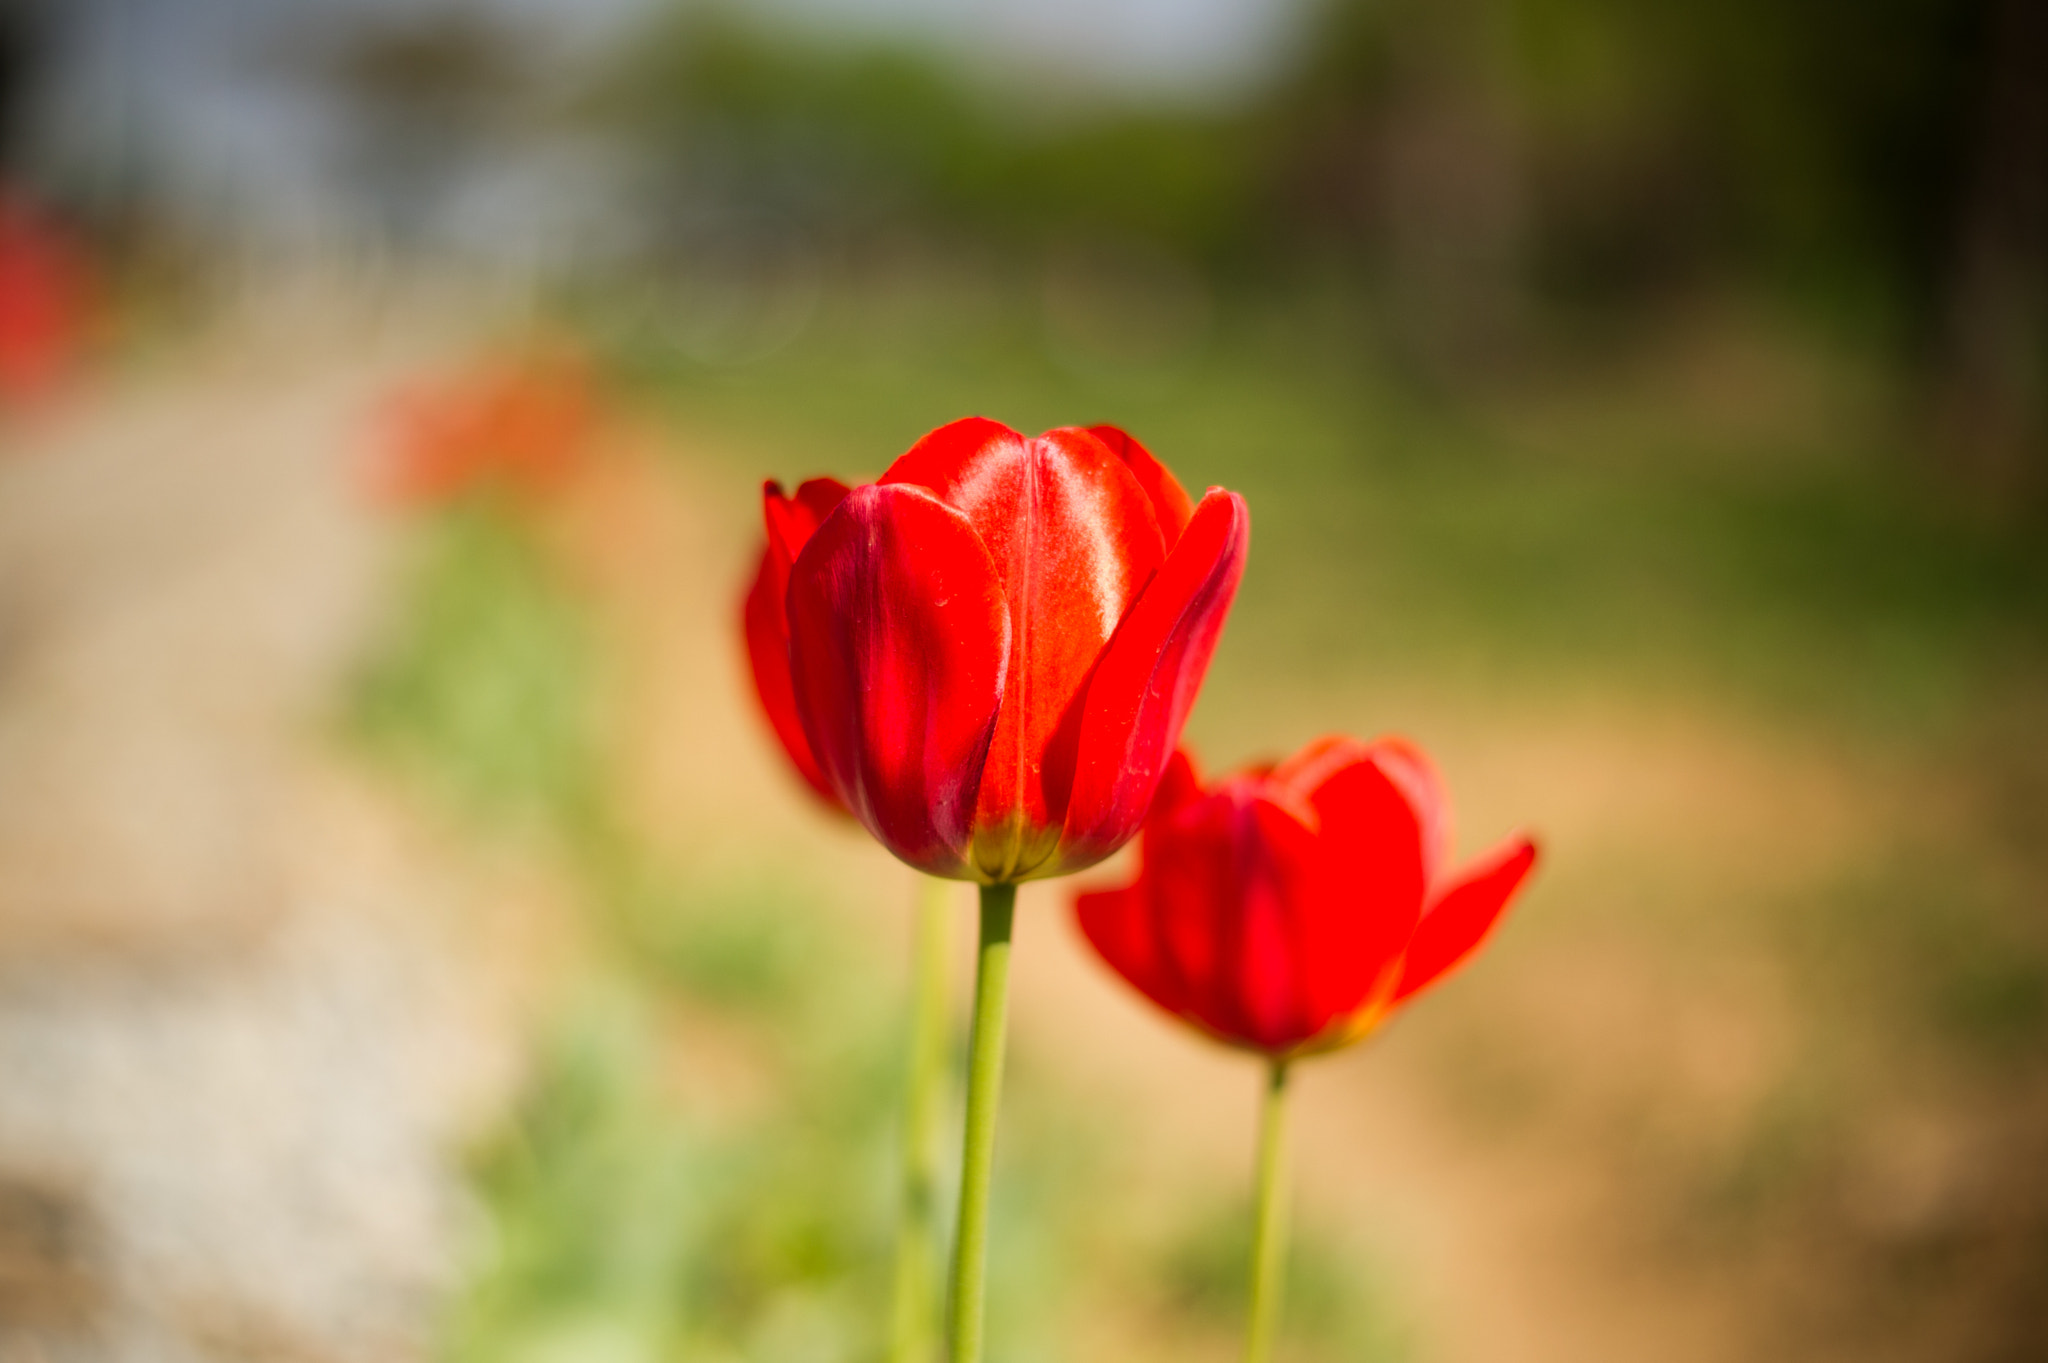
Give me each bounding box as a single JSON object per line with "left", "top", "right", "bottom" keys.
{"left": 374, "top": 350, "right": 596, "bottom": 506}
{"left": 780, "top": 417, "right": 1248, "bottom": 883}
{"left": 744, "top": 475, "right": 855, "bottom": 812}
{"left": 0, "top": 195, "right": 91, "bottom": 405}
{"left": 1076, "top": 738, "right": 1536, "bottom": 1057}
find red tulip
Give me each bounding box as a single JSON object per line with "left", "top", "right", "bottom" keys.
{"left": 1076, "top": 738, "right": 1536, "bottom": 1057}
{"left": 374, "top": 350, "right": 596, "bottom": 506}
{"left": 783, "top": 417, "right": 1248, "bottom": 884}
{"left": 744, "top": 475, "right": 855, "bottom": 811}
{"left": 0, "top": 194, "right": 91, "bottom": 406}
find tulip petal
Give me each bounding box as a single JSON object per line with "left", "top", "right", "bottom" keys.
{"left": 1268, "top": 737, "right": 1445, "bottom": 875}
{"left": 1059, "top": 488, "right": 1249, "bottom": 869}
{"left": 1294, "top": 754, "right": 1428, "bottom": 1031}
{"left": 1392, "top": 836, "right": 1537, "bottom": 1004}
{"left": 1138, "top": 784, "right": 1329, "bottom": 1053}
{"left": 1088, "top": 425, "right": 1193, "bottom": 544}
{"left": 793, "top": 475, "right": 849, "bottom": 521}
{"left": 1075, "top": 884, "right": 1189, "bottom": 1021}
{"left": 1143, "top": 787, "right": 1242, "bottom": 1029}
{"left": 744, "top": 548, "right": 835, "bottom": 804}
{"left": 786, "top": 483, "right": 1009, "bottom": 876}
{"left": 1366, "top": 737, "right": 1451, "bottom": 883}
{"left": 1234, "top": 795, "right": 1334, "bottom": 1050}
{"left": 884, "top": 418, "right": 1169, "bottom": 879}
{"left": 765, "top": 476, "right": 853, "bottom": 564}
{"left": 1146, "top": 748, "right": 1204, "bottom": 828}
{"left": 881, "top": 415, "right": 1018, "bottom": 498}
{"left": 1266, "top": 735, "right": 1373, "bottom": 825}
{"left": 1146, "top": 786, "right": 1269, "bottom": 1046}
{"left": 744, "top": 479, "right": 853, "bottom": 809}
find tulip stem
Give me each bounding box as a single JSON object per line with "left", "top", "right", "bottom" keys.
{"left": 891, "top": 877, "right": 953, "bottom": 1363}
{"left": 947, "top": 881, "right": 1016, "bottom": 1363}
{"left": 1245, "top": 1059, "right": 1292, "bottom": 1363}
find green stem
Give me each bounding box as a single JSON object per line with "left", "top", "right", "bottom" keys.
{"left": 1245, "top": 1060, "right": 1292, "bottom": 1363}
{"left": 947, "top": 882, "right": 1017, "bottom": 1363}
{"left": 890, "top": 877, "right": 953, "bottom": 1363}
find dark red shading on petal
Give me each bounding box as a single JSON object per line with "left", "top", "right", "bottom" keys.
{"left": 744, "top": 549, "right": 835, "bottom": 805}
{"left": 743, "top": 478, "right": 853, "bottom": 810}
{"left": 1229, "top": 795, "right": 1334, "bottom": 1050}
{"left": 1145, "top": 784, "right": 1262, "bottom": 1039}
{"left": 1058, "top": 488, "right": 1249, "bottom": 871}
{"left": 1392, "top": 836, "right": 1538, "bottom": 1004}
{"left": 884, "top": 419, "right": 1170, "bottom": 879}
{"left": 1131, "top": 783, "right": 1325, "bottom": 1054}
{"left": 785, "top": 483, "right": 1009, "bottom": 877}
{"left": 1088, "top": 425, "right": 1193, "bottom": 544}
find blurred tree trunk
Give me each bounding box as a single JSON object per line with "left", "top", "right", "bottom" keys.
{"left": 0, "top": 1, "right": 50, "bottom": 178}
{"left": 1935, "top": 0, "right": 2048, "bottom": 499}
{"left": 1272, "top": 0, "right": 1529, "bottom": 387}
{"left": 1376, "top": 0, "right": 1528, "bottom": 386}
{"left": 1380, "top": 66, "right": 1528, "bottom": 385}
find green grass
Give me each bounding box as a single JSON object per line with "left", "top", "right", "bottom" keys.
{"left": 347, "top": 503, "right": 604, "bottom": 834}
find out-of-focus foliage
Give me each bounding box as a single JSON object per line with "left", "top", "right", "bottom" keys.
{"left": 595, "top": 0, "right": 2022, "bottom": 315}
{"left": 598, "top": 11, "right": 1266, "bottom": 266}
{"left": 1160, "top": 1196, "right": 1411, "bottom": 1361}
{"left": 587, "top": 0, "right": 2043, "bottom": 482}
{"left": 348, "top": 505, "right": 601, "bottom": 833}
{"left": 1285, "top": 0, "right": 1994, "bottom": 304}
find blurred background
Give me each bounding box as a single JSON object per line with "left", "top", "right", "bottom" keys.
{"left": 0, "top": 0, "right": 2044, "bottom": 1360}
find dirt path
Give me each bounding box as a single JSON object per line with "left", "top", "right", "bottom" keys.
{"left": 0, "top": 292, "right": 533, "bottom": 1363}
